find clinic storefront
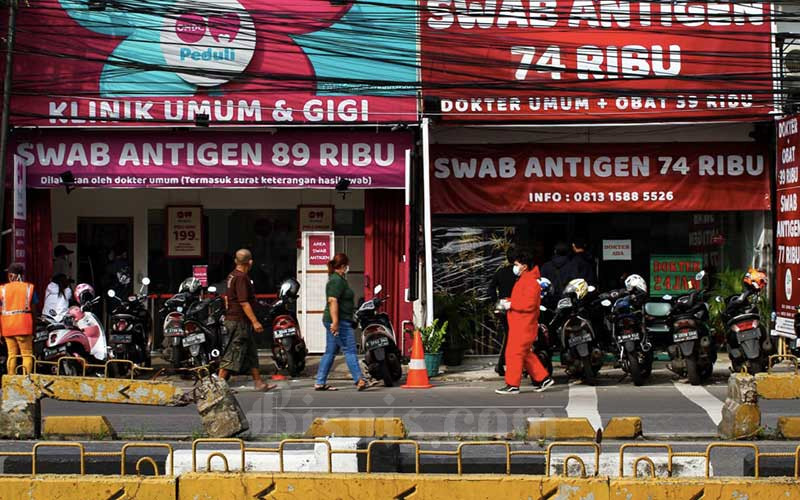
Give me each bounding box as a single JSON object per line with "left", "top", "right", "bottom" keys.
{"left": 428, "top": 137, "right": 772, "bottom": 354}
{"left": 15, "top": 129, "right": 414, "bottom": 353}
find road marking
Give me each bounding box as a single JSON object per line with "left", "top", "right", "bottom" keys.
{"left": 566, "top": 384, "right": 601, "bottom": 430}
{"left": 673, "top": 382, "right": 723, "bottom": 426}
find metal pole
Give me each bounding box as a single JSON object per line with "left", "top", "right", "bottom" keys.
{"left": 421, "top": 118, "right": 434, "bottom": 327}
{"left": 0, "top": 0, "right": 18, "bottom": 266}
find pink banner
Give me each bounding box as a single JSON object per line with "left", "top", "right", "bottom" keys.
{"left": 14, "top": 131, "right": 411, "bottom": 189}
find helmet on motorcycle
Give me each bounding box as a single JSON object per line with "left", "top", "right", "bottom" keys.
{"left": 563, "top": 279, "right": 589, "bottom": 300}
{"left": 538, "top": 277, "right": 552, "bottom": 297}
{"left": 74, "top": 283, "right": 95, "bottom": 305}
{"left": 178, "top": 277, "right": 202, "bottom": 294}
{"left": 278, "top": 278, "right": 300, "bottom": 300}
{"left": 743, "top": 268, "right": 767, "bottom": 291}
{"left": 624, "top": 274, "right": 648, "bottom": 294}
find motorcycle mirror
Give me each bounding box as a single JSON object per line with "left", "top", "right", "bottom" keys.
{"left": 695, "top": 270, "right": 706, "bottom": 281}
{"left": 601, "top": 299, "right": 612, "bottom": 307}
{"left": 374, "top": 284, "right": 383, "bottom": 295}
{"left": 107, "top": 290, "right": 116, "bottom": 298}
{"left": 141, "top": 277, "right": 151, "bottom": 286}
{"left": 588, "top": 285, "right": 596, "bottom": 293}
{"left": 539, "top": 305, "right": 547, "bottom": 311}
{"left": 208, "top": 286, "right": 217, "bottom": 293}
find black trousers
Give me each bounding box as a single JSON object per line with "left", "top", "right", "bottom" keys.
{"left": 497, "top": 314, "right": 509, "bottom": 369}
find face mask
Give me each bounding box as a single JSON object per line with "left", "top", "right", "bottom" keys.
{"left": 512, "top": 265, "right": 523, "bottom": 276}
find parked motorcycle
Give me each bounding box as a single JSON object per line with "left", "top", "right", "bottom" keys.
{"left": 263, "top": 278, "right": 307, "bottom": 377}
{"left": 644, "top": 271, "right": 716, "bottom": 385}
{"left": 182, "top": 287, "right": 228, "bottom": 368}
{"left": 43, "top": 285, "right": 109, "bottom": 376}
{"left": 722, "top": 268, "right": 773, "bottom": 374}
{"left": 160, "top": 277, "right": 203, "bottom": 369}
{"left": 357, "top": 284, "right": 403, "bottom": 386}
{"left": 600, "top": 275, "right": 652, "bottom": 386}
{"left": 552, "top": 278, "right": 603, "bottom": 385}
{"left": 107, "top": 277, "right": 152, "bottom": 376}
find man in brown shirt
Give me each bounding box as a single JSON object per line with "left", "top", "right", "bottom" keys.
{"left": 218, "top": 249, "right": 275, "bottom": 391}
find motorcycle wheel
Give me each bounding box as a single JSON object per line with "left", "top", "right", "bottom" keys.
{"left": 686, "top": 355, "right": 701, "bottom": 386}
{"left": 287, "top": 351, "right": 304, "bottom": 378}
{"left": 641, "top": 350, "right": 654, "bottom": 379}
{"left": 170, "top": 346, "right": 182, "bottom": 370}
{"left": 537, "top": 350, "right": 553, "bottom": 377}
{"left": 380, "top": 360, "right": 394, "bottom": 387}
{"left": 746, "top": 359, "right": 763, "bottom": 375}
{"left": 627, "top": 351, "right": 644, "bottom": 386}
{"left": 581, "top": 356, "right": 597, "bottom": 386}
{"left": 61, "top": 358, "right": 81, "bottom": 377}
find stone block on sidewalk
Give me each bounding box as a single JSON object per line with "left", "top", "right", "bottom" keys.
{"left": 727, "top": 373, "right": 758, "bottom": 404}
{"left": 717, "top": 399, "right": 760, "bottom": 439}
{"left": 195, "top": 375, "right": 249, "bottom": 438}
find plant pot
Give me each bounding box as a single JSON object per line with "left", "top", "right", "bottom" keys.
{"left": 424, "top": 352, "right": 443, "bottom": 377}
{"left": 443, "top": 346, "right": 466, "bottom": 366}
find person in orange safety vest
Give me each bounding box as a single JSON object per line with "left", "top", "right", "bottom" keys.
{"left": 495, "top": 249, "right": 554, "bottom": 395}
{"left": 1, "top": 263, "right": 37, "bottom": 375}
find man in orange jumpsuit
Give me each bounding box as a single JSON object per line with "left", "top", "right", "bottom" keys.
{"left": 495, "top": 250, "right": 554, "bottom": 394}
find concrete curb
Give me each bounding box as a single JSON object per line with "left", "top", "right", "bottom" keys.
{"left": 604, "top": 417, "right": 643, "bottom": 439}
{"left": 527, "top": 417, "right": 596, "bottom": 440}
{"left": 42, "top": 416, "right": 117, "bottom": 440}
{"left": 306, "top": 418, "right": 407, "bottom": 438}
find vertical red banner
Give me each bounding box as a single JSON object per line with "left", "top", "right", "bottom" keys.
{"left": 12, "top": 156, "right": 26, "bottom": 269}
{"left": 776, "top": 115, "right": 800, "bottom": 336}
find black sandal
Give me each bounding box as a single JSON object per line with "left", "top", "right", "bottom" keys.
{"left": 314, "top": 384, "right": 338, "bottom": 391}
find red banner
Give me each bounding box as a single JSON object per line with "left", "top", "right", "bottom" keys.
{"left": 430, "top": 142, "right": 770, "bottom": 214}
{"left": 776, "top": 115, "right": 800, "bottom": 335}
{"left": 422, "top": 1, "right": 775, "bottom": 121}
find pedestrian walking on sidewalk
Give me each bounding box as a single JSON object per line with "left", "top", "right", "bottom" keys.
{"left": 1, "top": 263, "right": 37, "bottom": 375}
{"left": 495, "top": 250, "right": 554, "bottom": 395}
{"left": 218, "top": 249, "right": 275, "bottom": 392}
{"left": 314, "top": 253, "right": 370, "bottom": 391}
{"left": 489, "top": 248, "right": 518, "bottom": 376}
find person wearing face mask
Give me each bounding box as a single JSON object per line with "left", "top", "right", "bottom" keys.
{"left": 314, "top": 253, "right": 370, "bottom": 391}
{"left": 218, "top": 249, "right": 276, "bottom": 392}
{"left": 495, "top": 250, "right": 554, "bottom": 395}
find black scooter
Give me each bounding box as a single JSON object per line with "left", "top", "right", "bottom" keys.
{"left": 722, "top": 284, "right": 773, "bottom": 374}
{"left": 107, "top": 277, "right": 152, "bottom": 376}
{"left": 601, "top": 288, "right": 652, "bottom": 385}
{"left": 551, "top": 280, "right": 604, "bottom": 385}
{"left": 357, "top": 284, "right": 402, "bottom": 386}
{"left": 262, "top": 278, "right": 307, "bottom": 377}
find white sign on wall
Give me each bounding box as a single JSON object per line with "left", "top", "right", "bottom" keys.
{"left": 602, "top": 240, "right": 632, "bottom": 261}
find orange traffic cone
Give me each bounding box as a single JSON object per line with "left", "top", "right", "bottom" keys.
{"left": 402, "top": 330, "right": 433, "bottom": 389}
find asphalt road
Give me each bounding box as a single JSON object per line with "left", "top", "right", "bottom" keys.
{"left": 37, "top": 364, "right": 799, "bottom": 439}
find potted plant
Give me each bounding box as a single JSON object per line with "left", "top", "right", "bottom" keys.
{"left": 419, "top": 319, "right": 448, "bottom": 377}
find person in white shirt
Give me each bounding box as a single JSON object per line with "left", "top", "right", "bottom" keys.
{"left": 43, "top": 274, "right": 72, "bottom": 319}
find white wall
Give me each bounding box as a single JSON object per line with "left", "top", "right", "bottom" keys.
{"left": 50, "top": 188, "right": 365, "bottom": 284}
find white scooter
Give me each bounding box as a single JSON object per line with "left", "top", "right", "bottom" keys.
{"left": 43, "top": 296, "right": 110, "bottom": 375}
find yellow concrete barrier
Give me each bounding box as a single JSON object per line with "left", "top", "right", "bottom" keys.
{"left": 755, "top": 372, "right": 800, "bottom": 400}
{"left": 305, "top": 417, "right": 406, "bottom": 438}
{"left": 603, "top": 417, "right": 643, "bottom": 439}
{"left": 611, "top": 478, "right": 800, "bottom": 499}
{"left": 527, "top": 417, "right": 596, "bottom": 440}
{"left": 0, "top": 475, "right": 176, "bottom": 500}
{"left": 43, "top": 416, "right": 116, "bottom": 439}
{"left": 778, "top": 416, "right": 800, "bottom": 439}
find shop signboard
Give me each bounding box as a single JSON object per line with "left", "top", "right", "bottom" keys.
{"left": 775, "top": 114, "right": 800, "bottom": 335}
{"left": 649, "top": 254, "right": 703, "bottom": 297}
{"left": 298, "top": 206, "right": 334, "bottom": 232}
{"left": 430, "top": 142, "right": 770, "bottom": 214}
{"left": 193, "top": 265, "right": 209, "bottom": 287}
{"left": 11, "top": 0, "right": 417, "bottom": 126}
{"left": 602, "top": 240, "right": 631, "bottom": 261}
{"left": 422, "top": 1, "right": 775, "bottom": 121}
{"left": 16, "top": 130, "right": 410, "bottom": 189}
{"left": 308, "top": 235, "right": 333, "bottom": 267}
{"left": 166, "top": 206, "right": 203, "bottom": 258}
{"left": 12, "top": 156, "right": 26, "bottom": 268}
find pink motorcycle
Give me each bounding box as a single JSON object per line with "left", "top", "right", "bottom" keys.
{"left": 43, "top": 286, "right": 110, "bottom": 376}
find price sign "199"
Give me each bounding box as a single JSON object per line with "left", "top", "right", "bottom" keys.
{"left": 167, "top": 206, "right": 203, "bottom": 258}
